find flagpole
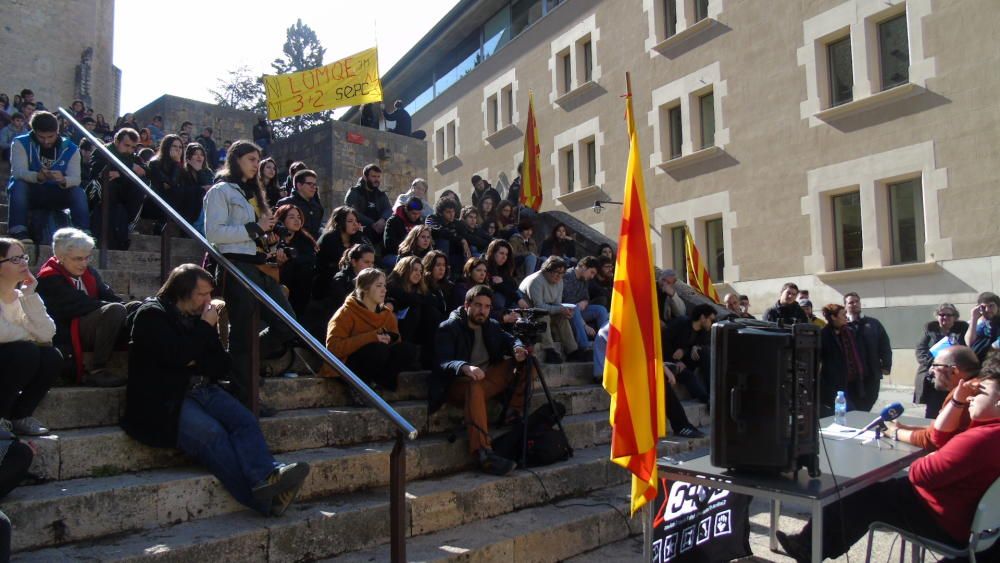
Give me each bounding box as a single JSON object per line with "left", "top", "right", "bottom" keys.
{"left": 626, "top": 71, "right": 632, "bottom": 100}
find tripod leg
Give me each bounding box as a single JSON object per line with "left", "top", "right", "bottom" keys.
{"left": 520, "top": 357, "right": 533, "bottom": 468}
{"left": 530, "top": 355, "right": 573, "bottom": 455}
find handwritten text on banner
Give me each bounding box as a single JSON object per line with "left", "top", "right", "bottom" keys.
{"left": 263, "top": 47, "right": 383, "bottom": 119}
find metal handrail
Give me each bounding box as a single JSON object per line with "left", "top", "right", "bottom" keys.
{"left": 58, "top": 108, "right": 418, "bottom": 438}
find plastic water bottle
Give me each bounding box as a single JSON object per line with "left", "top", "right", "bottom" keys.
{"left": 834, "top": 391, "right": 847, "bottom": 426}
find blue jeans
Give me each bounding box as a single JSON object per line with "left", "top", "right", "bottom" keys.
{"left": 176, "top": 385, "right": 278, "bottom": 515}
{"left": 7, "top": 179, "right": 90, "bottom": 233}
{"left": 522, "top": 253, "right": 538, "bottom": 276}
{"left": 567, "top": 304, "right": 609, "bottom": 351}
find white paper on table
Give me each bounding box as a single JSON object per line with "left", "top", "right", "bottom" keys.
{"left": 821, "top": 423, "right": 878, "bottom": 442}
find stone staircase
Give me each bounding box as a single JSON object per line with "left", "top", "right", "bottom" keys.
{"left": 0, "top": 180, "right": 712, "bottom": 561}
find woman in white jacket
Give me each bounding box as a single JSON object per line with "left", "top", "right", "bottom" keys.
{"left": 203, "top": 141, "right": 297, "bottom": 411}
{"left": 0, "top": 238, "right": 59, "bottom": 435}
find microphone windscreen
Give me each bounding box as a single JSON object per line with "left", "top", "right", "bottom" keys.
{"left": 880, "top": 402, "right": 904, "bottom": 421}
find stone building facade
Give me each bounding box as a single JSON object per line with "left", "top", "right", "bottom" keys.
{"left": 362, "top": 0, "right": 1000, "bottom": 383}
{"left": 0, "top": 0, "right": 119, "bottom": 118}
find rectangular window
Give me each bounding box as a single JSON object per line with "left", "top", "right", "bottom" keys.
{"left": 585, "top": 139, "right": 597, "bottom": 186}
{"left": 502, "top": 85, "right": 514, "bottom": 126}
{"left": 582, "top": 40, "right": 593, "bottom": 83}
{"left": 888, "top": 179, "right": 925, "bottom": 264}
{"left": 694, "top": 0, "right": 710, "bottom": 22}
{"left": 446, "top": 121, "right": 457, "bottom": 158}
{"left": 664, "top": 0, "right": 677, "bottom": 37}
{"left": 561, "top": 51, "right": 573, "bottom": 94}
{"left": 699, "top": 92, "right": 715, "bottom": 149}
{"left": 828, "top": 36, "right": 854, "bottom": 107}
{"left": 671, "top": 226, "right": 688, "bottom": 282}
{"left": 565, "top": 147, "right": 575, "bottom": 192}
{"left": 705, "top": 218, "right": 725, "bottom": 282}
{"left": 487, "top": 95, "right": 499, "bottom": 134}
{"left": 832, "top": 191, "right": 863, "bottom": 270}
{"left": 878, "top": 14, "right": 910, "bottom": 90}
{"left": 435, "top": 128, "right": 446, "bottom": 162}
{"left": 668, "top": 105, "right": 683, "bottom": 159}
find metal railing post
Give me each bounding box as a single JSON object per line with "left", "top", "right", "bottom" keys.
{"left": 390, "top": 431, "right": 407, "bottom": 563}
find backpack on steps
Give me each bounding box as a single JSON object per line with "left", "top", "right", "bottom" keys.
{"left": 492, "top": 401, "right": 573, "bottom": 468}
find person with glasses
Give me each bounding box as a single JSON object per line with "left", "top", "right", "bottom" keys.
{"left": 913, "top": 304, "right": 969, "bottom": 418}
{"left": 36, "top": 228, "right": 138, "bottom": 387}
{"left": 0, "top": 237, "right": 58, "bottom": 435}
{"left": 886, "top": 345, "right": 979, "bottom": 450}
{"left": 518, "top": 256, "right": 580, "bottom": 364}
{"left": 275, "top": 169, "right": 324, "bottom": 240}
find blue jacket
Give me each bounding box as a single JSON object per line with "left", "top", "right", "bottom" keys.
{"left": 8, "top": 132, "right": 80, "bottom": 189}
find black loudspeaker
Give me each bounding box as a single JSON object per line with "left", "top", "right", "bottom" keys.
{"left": 710, "top": 320, "right": 822, "bottom": 478}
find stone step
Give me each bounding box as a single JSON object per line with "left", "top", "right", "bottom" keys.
{"left": 25, "top": 383, "right": 634, "bottom": 481}
{"left": 563, "top": 534, "right": 644, "bottom": 561}
{"left": 14, "top": 447, "right": 637, "bottom": 562}
{"left": 35, "top": 362, "right": 597, "bottom": 430}
{"left": 8, "top": 412, "right": 628, "bottom": 554}
{"left": 23, "top": 244, "right": 203, "bottom": 275}
{"left": 333, "top": 484, "right": 636, "bottom": 563}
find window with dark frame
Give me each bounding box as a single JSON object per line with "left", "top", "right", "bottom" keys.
{"left": 664, "top": 0, "right": 677, "bottom": 38}
{"left": 582, "top": 40, "right": 593, "bottom": 83}
{"left": 828, "top": 35, "right": 854, "bottom": 107}
{"left": 565, "top": 147, "right": 575, "bottom": 192}
{"left": 705, "top": 218, "right": 725, "bottom": 282}
{"left": 503, "top": 86, "right": 514, "bottom": 126}
{"left": 561, "top": 51, "right": 572, "bottom": 94}
{"left": 888, "top": 178, "right": 924, "bottom": 264}
{"left": 832, "top": 191, "right": 863, "bottom": 270}
{"left": 694, "top": 0, "right": 710, "bottom": 22}
{"left": 878, "top": 14, "right": 910, "bottom": 90}
{"left": 585, "top": 140, "right": 596, "bottom": 187}
{"left": 488, "top": 95, "right": 499, "bottom": 134}
{"left": 699, "top": 91, "right": 715, "bottom": 149}
{"left": 668, "top": 105, "right": 683, "bottom": 159}
{"left": 445, "top": 121, "right": 456, "bottom": 158}
{"left": 435, "top": 128, "right": 446, "bottom": 162}
{"left": 670, "top": 226, "right": 688, "bottom": 282}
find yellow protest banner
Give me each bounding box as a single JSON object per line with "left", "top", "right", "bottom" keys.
{"left": 263, "top": 47, "right": 383, "bottom": 120}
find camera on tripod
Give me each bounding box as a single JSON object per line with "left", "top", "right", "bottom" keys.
{"left": 508, "top": 308, "right": 549, "bottom": 344}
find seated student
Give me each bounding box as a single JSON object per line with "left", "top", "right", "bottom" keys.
{"left": 662, "top": 304, "right": 717, "bottom": 404}
{"left": 344, "top": 164, "right": 392, "bottom": 248}
{"left": 589, "top": 255, "right": 613, "bottom": 310}
{"left": 421, "top": 250, "right": 452, "bottom": 367}
{"left": 36, "top": 228, "right": 137, "bottom": 387}
{"left": 430, "top": 284, "right": 533, "bottom": 476}
{"left": 383, "top": 198, "right": 425, "bottom": 267}
{"left": 386, "top": 255, "right": 427, "bottom": 345}
{"left": 0, "top": 112, "right": 27, "bottom": 162}
{"left": 426, "top": 198, "right": 467, "bottom": 273}
{"left": 478, "top": 218, "right": 499, "bottom": 241}
{"left": 519, "top": 256, "right": 581, "bottom": 364}
{"left": 90, "top": 127, "right": 147, "bottom": 250}
{"left": 450, "top": 257, "right": 488, "bottom": 311}
{"left": 391, "top": 178, "right": 432, "bottom": 220}
{"left": 494, "top": 200, "right": 517, "bottom": 239}
{"left": 6, "top": 111, "right": 88, "bottom": 243}
{"left": 540, "top": 222, "right": 576, "bottom": 263}
{"left": 121, "top": 264, "right": 310, "bottom": 517}
{"left": 484, "top": 239, "right": 529, "bottom": 312}
{"left": 457, "top": 206, "right": 491, "bottom": 256}
{"left": 258, "top": 157, "right": 283, "bottom": 208}
{"left": 273, "top": 204, "right": 319, "bottom": 317}
{"left": 0, "top": 238, "right": 59, "bottom": 436}
{"left": 314, "top": 206, "right": 371, "bottom": 302}
{"left": 966, "top": 292, "right": 1000, "bottom": 362}
{"left": 562, "top": 256, "right": 609, "bottom": 355}
{"left": 143, "top": 135, "right": 184, "bottom": 226}
{"left": 763, "top": 282, "right": 809, "bottom": 325}
{"left": 508, "top": 219, "right": 539, "bottom": 282}
{"left": 470, "top": 175, "right": 500, "bottom": 209}
{"left": 325, "top": 267, "right": 417, "bottom": 392}
{"left": 477, "top": 194, "right": 498, "bottom": 225}
{"left": 179, "top": 142, "right": 214, "bottom": 229}
{"left": 886, "top": 345, "right": 979, "bottom": 450}
{"left": 397, "top": 224, "right": 434, "bottom": 261}
{"left": 276, "top": 169, "right": 324, "bottom": 240}
{"left": 777, "top": 361, "right": 1000, "bottom": 563}
{"left": 303, "top": 243, "right": 374, "bottom": 343}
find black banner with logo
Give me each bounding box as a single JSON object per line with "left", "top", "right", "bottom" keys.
{"left": 650, "top": 478, "right": 752, "bottom": 562}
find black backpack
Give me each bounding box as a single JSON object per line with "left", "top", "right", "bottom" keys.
{"left": 492, "top": 402, "right": 573, "bottom": 467}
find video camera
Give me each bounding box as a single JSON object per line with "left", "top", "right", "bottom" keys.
{"left": 266, "top": 221, "right": 298, "bottom": 262}
{"left": 508, "top": 307, "right": 550, "bottom": 344}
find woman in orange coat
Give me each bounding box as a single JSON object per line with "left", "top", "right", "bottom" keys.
{"left": 325, "top": 268, "right": 417, "bottom": 392}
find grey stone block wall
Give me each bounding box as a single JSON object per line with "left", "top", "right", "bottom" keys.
{"left": 132, "top": 95, "right": 258, "bottom": 147}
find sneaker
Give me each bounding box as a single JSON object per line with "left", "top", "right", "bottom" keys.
{"left": 543, "top": 349, "right": 564, "bottom": 364}
{"left": 252, "top": 462, "right": 311, "bottom": 510}
{"left": 84, "top": 368, "right": 127, "bottom": 387}
{"left": 11, "top": 417, "right": 49, "bottom": 436}
{"left": 676, "top": 426, "right": 704, "bottom": 439}
{"left": 270, "top": 477, "right": 307, "bottom": 517}
{"left": 477, "top": 448, "right": 516, "bottom": 476}
{"left": 261, "top": 347, "right": 294, "bottom": 378}
{"left": 775, "top": 530, "right": 810, "bottom": 563}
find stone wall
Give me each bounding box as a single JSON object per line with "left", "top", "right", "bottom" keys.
{"left": 0, "top": 0, "right": 118, "bottom": 117}
{"left": 269, "top": 122, "right": 428, "bottom": 218}
{"left": 132, "top": 95, "right": 258, "bottom": 147}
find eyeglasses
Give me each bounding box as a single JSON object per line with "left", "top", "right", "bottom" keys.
{"left": 937, "top": 313, "right": 956, "bottom": 318}
{"left": 0, "top": 254, "right": 29, "bottom": 265}
{"left": 300, "top": 181, "right": 317, "bottom": 187}
{"left": 930, "top": 363, "right": 956, "bottom": 370}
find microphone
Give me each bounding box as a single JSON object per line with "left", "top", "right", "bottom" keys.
{"left": 841, "top": 402, "right": 904, "bottom": 440}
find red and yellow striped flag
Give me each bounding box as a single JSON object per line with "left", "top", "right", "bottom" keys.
{"left": 602, "top": 77, "right": 666, "bottom": 515}
{"left": 519, "top": 92, "right": 543, "bottom": 211}
{"left": 684, "top": 227, "right": 720, "bottom": 303}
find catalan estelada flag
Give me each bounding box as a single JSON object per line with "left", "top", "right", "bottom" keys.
{"left": 602, "top": 77, "right": 666, "bottom": 515}
{"left": 519, "top": 92, "right": 543, "bottom": 211}
{"left": 684, "top": 227, "right": 720, "bottom": 303}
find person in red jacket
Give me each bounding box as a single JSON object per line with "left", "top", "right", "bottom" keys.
{"left": 777, "top": 356, "right": 1000, "bottom": 562}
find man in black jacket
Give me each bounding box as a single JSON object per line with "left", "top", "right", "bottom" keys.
{"left": 276, "top": 169, "right": 324, "bottom": 239}
{"left": 381, "top": 100, "right": 412, "bottom": 137}
{"left": 121, "top": 264, "right": 309, "bottom": 517}
{"left": 431, "top": 285, "right": 531, "bottom": 476}
{"left": 845, "top": 292, "right": 891, "bottom": 411}
{"left": 383, "top": 198, "right": 423, "bottom": 262}
{"left": 662, "top": 304, "right": 716, "bottom": 404}
{"left": 763, "top": 282, "right": 809, "bottom": 325}
{"left": 344, "top": 163, "right": 391, "bottom": 246}
{"left": 89, "top": 128, "right": 147, "bottom": 250}
{"left": 470, "top": 175, "right": 501, "bottom": 209}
